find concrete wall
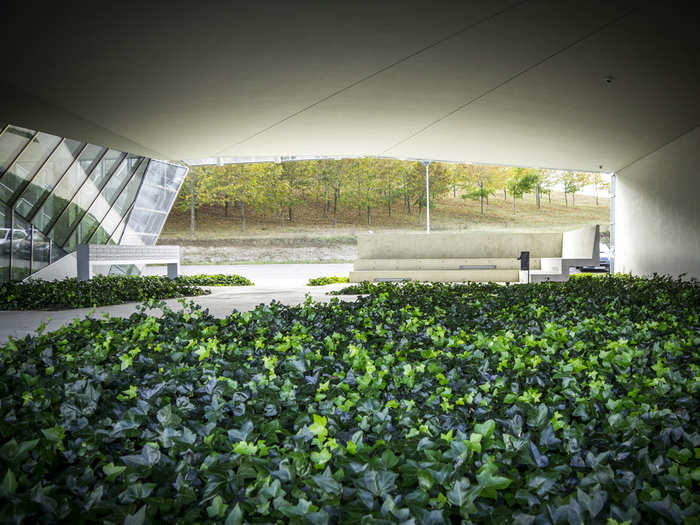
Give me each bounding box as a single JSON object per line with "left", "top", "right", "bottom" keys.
{"left": 562, "top": 225, "right": 599, "bottom": 260}
{"left": 616, "top": 127, "right": 700, "bottom": 278}
{"left": 357, "top": 232, "right": 563, "bottom": 259}
{"left": 25, "top": 253, "right": 77, "bottom": 281}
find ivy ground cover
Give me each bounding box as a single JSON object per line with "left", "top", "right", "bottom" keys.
{"left": 0, "top": 274, "right": 253, "bottom": 310}
{"left": 0, "top": 276, "right": 698, "bottom": 523}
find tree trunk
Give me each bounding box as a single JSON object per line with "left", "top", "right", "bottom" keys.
{"left": 189, "top": 174, "right": 196, "bottom": 233}
{"left": 480, "top": 181, "right": 484, "bottom": 216}
{"left": 387, "top": 198, "right": 391, "bottom": 217}
{"left": 367, "top": 205, "right": 371, "bottom": 225}
{"left": 595, "top": 182, "right": 599, "bottom": 206}
{"left": 333, "top": 188, "right": 338, "bottom": 227}
{"left": 504, "top": 188, "right": 507, "bottom": 200}
{"left": 548, "top": 192, "right": 551, "bottom": 203}
{"left": 224, "top": 201, "right": 229, "bottom": 217}
{"left": 280, "top": 209, "right": 284, "bottom": 228}
{"left": 241, "top": 201, "right": 246, "bottom": 232}
{"left": 453, "top": 185, "right": 456, "bottom": 198}
{"left": 572, "top": 192, "right": 575, "bottom": 207}
{"left": 288, "top": 206, "right": 292, "bottom": 222}
{"left": 513, "top": 193, "right": 516, "bottom": 215}
{"left": 536, "top": 185, "right": 541, "bottom": 209}
{"left": 564, "top": 192, "right": 568, "bottom": 207}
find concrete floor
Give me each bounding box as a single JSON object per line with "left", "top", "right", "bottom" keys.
{"left": 0, "top": 264, "right": 355, "bottom": 343}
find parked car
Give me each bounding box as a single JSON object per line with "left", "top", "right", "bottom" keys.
{"left": 578, "top": 242, "right": 610, "bottom": 273}
{"left": 0, "top": 227, "right": 30, "bottom": 255}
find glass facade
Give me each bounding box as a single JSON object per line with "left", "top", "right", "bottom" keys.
{"left": 0, "top": 122, "right": 187, "bottom": 282}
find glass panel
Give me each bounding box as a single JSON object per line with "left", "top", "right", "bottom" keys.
{"left": 165, "top": 163, "right": 188, "bottom": 188}
{"left": 118, "top": 160, "right": 185, "bottom": 247}
{"left": 0, "top": 125, "right": 34, "bottom": 174}
{"left": 63, "top": 157, "right": 145, "bottom": 250}
{"left": 130, "top": 182, "right": 177, "bottom": 211}
{"left": 89, "top": 227, "right": 112, "bottom": 245}
{"left": 88, "top": 149, "right": 123, "bottom": 189}
{"left": 11, "top": 212, "right": 31, "bottom": 281}
{"left": 109, "top": 217, "right": 129, "bottom": 244}
{"left": 122, "top": 208, "right": 168, "bottom": 234}
{"left": 0, "top": 132, "right": 61, "bottom": 205}
{"left": 14, "top": 139, "right": 84, "bottom": 220}
{"left": 32, "top": 227, "right": 51, "bottom": 273}
{"left": 0, "top": 204, "right": 9, "bottom": 282}
{"left": 32, "top": 144, "right": 105, "bottom": 232}
{"left": 100, "top": 155, "right": 143, "bottom": 204}
{"left": 90, "top": 171, "right": 144, "bottom": 243}
{"left": 51, "top": 152, "right": 127, "bottom": 246}
{"left": 119, "top": 232, "right": 158, "bottom": 246}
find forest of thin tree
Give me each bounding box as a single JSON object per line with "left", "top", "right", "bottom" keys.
{"left": 175, "top": 158, "right": 608, "bottom": 232}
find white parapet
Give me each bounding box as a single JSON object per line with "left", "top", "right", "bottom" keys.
{"left": 351, "top": 227, "right": 600, "bottom": 284}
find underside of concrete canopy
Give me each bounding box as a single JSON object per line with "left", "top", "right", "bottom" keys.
{"left": 2, "top": 1, "right": 699, "bottom": 277}
{"left": 1, "top": 1, "right": 698, "bottom": 171}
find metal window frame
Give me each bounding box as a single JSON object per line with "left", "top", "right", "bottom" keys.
{"left": 53, "top": 152, "right": 128, "bottom": 246}
{"left": 0, "top": 130, "right": 39, "bottom": 183}
{"left": 84, "top": 157, "right": 148, "bottom": 245}
{"left": 110, "top": 200, "right": 138, "bottom": 244}
{"left": 7, "top": 205, "right": 14, "bottom": 281}
{"left": 25, "top": 142, "right": 89, "bottom": 224}
{"left": 113, "top": 159, "right": 151, "bottom": 244}
{"left": 5, "top": 138, "right": 66, "bottom": 212}
{"left": 29, "top": 222, "right": 34, "bottom": 273}
{"left": 610, "top": 173, "right": 616, "bottom": 274}
{"left": 117, "top": 160, "right": 187, "bottom": 246}
{"left": 42, "top": 146, "right": 109, "bottom": 235}
{"left": 0, "top": 124, "right": 9, "bottom": 139}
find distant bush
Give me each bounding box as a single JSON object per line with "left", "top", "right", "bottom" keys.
{"left": 176, "top": 273, "right": 253, "bottom": 286}
{"left": 329, "top": 280, "right": 392, "bottom": 294}
{"left": 0, "top": 273, "right": 249, "bottom": 310}
{"left": 306, "top": 276, "right": 350, "bottom": 286}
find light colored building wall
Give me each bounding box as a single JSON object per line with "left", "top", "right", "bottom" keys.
{"left": 357, "top": 232, "right": 563, "bottom": 260}
{"left": 616, "top": 127, "right": 700, "bottom": 278}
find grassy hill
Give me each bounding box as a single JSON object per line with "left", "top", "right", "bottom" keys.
{"left": 162, "top": 190, "right": 609, "bottom": 240}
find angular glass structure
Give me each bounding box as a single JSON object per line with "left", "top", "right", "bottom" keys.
{"left": 0, "top": 123, "right": 187, "bottom": 282}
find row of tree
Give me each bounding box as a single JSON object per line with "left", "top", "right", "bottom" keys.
{"left": 174, "top": 158, "right": 608, "bottom": 231}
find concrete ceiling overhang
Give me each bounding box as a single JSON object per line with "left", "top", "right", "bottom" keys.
{"left": 1, "top": 1, "right": 698, "bottom": 171}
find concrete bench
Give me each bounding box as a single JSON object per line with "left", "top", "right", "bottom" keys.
{"left": 77, "top": 244, "right": 180, "bottom": 281}
{"left": 349, "top": 225, "right": 599, "bottom": 283}
{"left": 526, "top": 225, "right": 600, "bottom": 282}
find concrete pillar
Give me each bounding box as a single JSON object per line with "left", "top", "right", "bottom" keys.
{"left": 615, "top": 127, "right": 700, "bottom": 278}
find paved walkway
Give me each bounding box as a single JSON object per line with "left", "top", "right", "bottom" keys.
{"left": 0, "top": 264, "right": 355, "bottom": 342}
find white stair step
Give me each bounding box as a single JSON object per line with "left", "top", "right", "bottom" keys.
{"left": 353, "top": 258, "right": 541, "bottom": 271}
{"left": 349, "top": 269, "right": 520, "bottom": 283}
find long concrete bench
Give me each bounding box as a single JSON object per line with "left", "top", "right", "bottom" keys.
{"left": 526, "top": 225, "right": 600, "bottom": 282}
{"left": 349, "top": 225, "right": 599, "bottom": 283}
{"left": 77, "top": 244, "right": 180, "bottom": 281}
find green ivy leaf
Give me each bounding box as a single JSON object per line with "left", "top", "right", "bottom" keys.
{"left": 0, "top": 469, "right": 17, "bottom": 497}
{"left": 225, "top": 503, "right": 244, "bottom": 525}
{"left": 124, "top": 504, "right": 146, "bottom": 525}
{"left": 312, "top": 467, "right": 341, "bottom": 494}
{"left": 207, "top": 495, "right": 228, "bottom": 518}
{"left": 446, "top": 478, "right": 471, "bottom": 507}
{"left": 473, "top": 419, "right": 496, "bottom": 440}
